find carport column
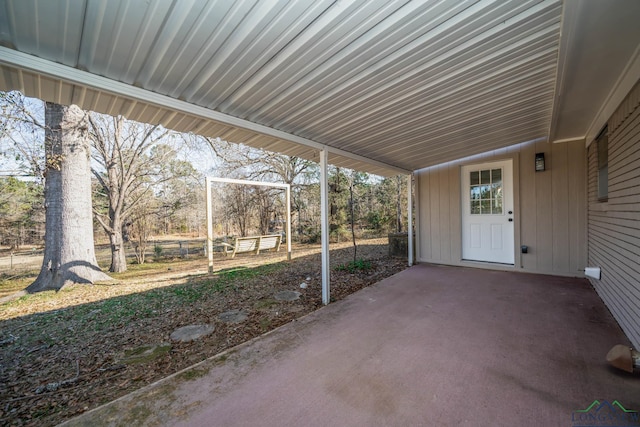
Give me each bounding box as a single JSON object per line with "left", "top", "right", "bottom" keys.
{"left": 407, "top": 173, "right": 413, "bottom": 266}
{"left": 320, "top": 149, "right": 330, "bottom": 305}
{"left": 206, "top": 177, "right": 214, "bottom": 274}
{"left": 285, "top": 184, "right": 292, "bottom": 260}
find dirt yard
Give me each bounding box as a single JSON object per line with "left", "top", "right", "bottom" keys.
{"left": 0, "top": 238, "right": 407, "bottom": 426}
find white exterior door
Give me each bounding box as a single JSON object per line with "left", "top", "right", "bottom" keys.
{"left": 461, "top": 160, "right": 514, "bottom": 264}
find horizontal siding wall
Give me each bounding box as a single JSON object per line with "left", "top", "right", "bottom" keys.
{"left": 416, "top": 139, "right": 587, "bottom": 277}
{"left": 588, "top": 80, "right": 640, "bottom": 348}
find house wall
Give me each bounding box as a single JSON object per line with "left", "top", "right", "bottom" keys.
{"left": 415, "top": 138, "right": 587, "bottom": 277}
{"left": 587, "top": 80, "right": 640, "bottom": 348}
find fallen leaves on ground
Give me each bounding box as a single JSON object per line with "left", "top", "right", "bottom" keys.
{"left": 0, "top": 239, "right": 407, "bottom": 426}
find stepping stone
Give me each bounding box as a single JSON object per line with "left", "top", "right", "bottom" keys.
{"left": 170, "top": 324, "right": 215, "bottom": 342}
{"left": 218, "top": 309, "right": 248, "bottom": 324}
{"left": 274, "top": 290, "right": 301, "bottom": 301}
{"left": 120, "top": 343, "right": 172, "bottom": 365}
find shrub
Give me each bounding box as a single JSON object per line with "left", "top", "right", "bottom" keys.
{"left": 335, "top": 259, "right": 372, "bottom": 273}
{"left": 153, "top": 244, "right": 163, "bottom": 261}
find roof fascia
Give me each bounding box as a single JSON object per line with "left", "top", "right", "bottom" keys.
{"left": 584, "top": 43, "right": 640, "bottom": 146}
{"left": 547, "top": 0, "right": 576, "bottom": 144}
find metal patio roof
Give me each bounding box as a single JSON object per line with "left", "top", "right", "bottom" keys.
{"left": 1, "top": 0, "right": 639, "bottom": 176}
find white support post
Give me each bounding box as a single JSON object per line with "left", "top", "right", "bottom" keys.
{"left": 285, "top": 185, "right": 292, "bottom": 260}
{"left": 414, "top": 171, "right": 420, "bottom": 262}
{"left": 407, "top": 173, "right": 414, "bottom": 267}
{"left": 320, "top": 149, "right": 330, "bottom": 305}
{"left": 206, "top": 177, "right": 214, "bottom": 273}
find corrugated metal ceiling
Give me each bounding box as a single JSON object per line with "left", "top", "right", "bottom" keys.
{"left": 0, "top": 0, "right": 639, "bottom": 175}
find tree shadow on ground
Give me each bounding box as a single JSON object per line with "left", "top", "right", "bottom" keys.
{"left": 0, "top": 242, "right": 407, "bottom": 427}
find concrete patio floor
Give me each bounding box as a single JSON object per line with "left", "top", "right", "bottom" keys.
{"left": 63, "top": 264, "right": 640, "bottom": 426}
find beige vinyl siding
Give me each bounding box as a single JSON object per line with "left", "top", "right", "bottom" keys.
{"left": 416, "top": 138, "right": 587, "bottom": 276}
{"left": 587, "top": 80, "right": 640, "bottom": 348}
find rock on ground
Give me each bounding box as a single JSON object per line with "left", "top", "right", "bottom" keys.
{"left": 170, "top": 324, "right": 216, "bottom": 342}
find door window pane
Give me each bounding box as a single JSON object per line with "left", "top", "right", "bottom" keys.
{"left": 480, "top": 170, "right": 490, "bottom": 184}
{"left": 470, "top": 171, "right": 479, "bottom": 186}
{"left": 470, "top": 186, "right": 480, "bottom": 200}
{"left": 492, "top": 198, "right": 503, "bottom": 214}
{"left": 470, "top": 167, "right": 504, "bottom": 215}
{"left": 480, "top": 185, "right": 490, "bottom": 199}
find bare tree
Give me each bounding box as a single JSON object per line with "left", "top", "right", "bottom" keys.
{"left": 0, "top": 92, "right": 46, "bottom": 251}
{"left": 202, "top": 137, "right": 314, "bottom": 184}
{"left": 255, "top": 187, "right": 278, "bottom": 235}
{"left": 224, "top": 184, "right": 253, "bottom": 237}
{"left": 201, "top": 137, "right": 316, "bottom": 239}
{"left": 127, "top": 197, "right": 156, "bottom": 265}
{"left": 0, "top": 177, "right": 43, "bottom": 249}
{"left": 27, "top": 103, "right": 111, "bottom": 293}
{"left": 152, "top": 145, "right": 202, "bottom": 235}
{"left": 0, "top": 91, "right": 46, "bottom": 180}
{"left": 89, "top": 113, "right": 177, "bottom": 272}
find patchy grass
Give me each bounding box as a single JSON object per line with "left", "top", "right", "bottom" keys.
{"left": 213, "top": 263, "right": 283, "bottom": 292}
{"left": 0, "top": 238, "right": 407, "bottom": 427}
{"left": 335, "top": 258, "right": 373, "bottom": 273}
{"left": 259, "top": 318, "right": 273, "bottom": 331}
{"left": 177, "top": 366, "right": 211, "bottom": 382}
{"left": 108, "top": 259, "right": 192, "bottom": 280}
{"left": 1, "top": 263, "right": 285, "bottom": 332}
{"left": 0, "top": 270, "right": 37, "bottom": 298}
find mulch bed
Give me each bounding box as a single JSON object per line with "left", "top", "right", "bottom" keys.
{"left": 0, "top": 240, "right": 407, "bottom": 426}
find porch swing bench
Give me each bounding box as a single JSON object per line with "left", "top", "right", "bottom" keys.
{"left": 220, "top": 234, "right": 282, "bottom": 258}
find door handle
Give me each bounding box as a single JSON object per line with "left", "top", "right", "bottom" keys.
{"left": 508, "top": 210, "right": 513, "bottom": 214}
{"left": 508, "top": 218, "right": 513, "bottom": 222}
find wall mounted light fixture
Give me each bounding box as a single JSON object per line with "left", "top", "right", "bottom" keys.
{"left": 535, "top": 152, "right": 545, "bottom": 172}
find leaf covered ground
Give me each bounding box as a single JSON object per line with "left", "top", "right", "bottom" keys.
{"left": 0, "top": 239, "right": 407, "bottom": 426}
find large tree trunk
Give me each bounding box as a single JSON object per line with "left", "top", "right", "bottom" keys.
{"left": 27, "top": 103, "right": 111, "bottom": 293}
{"left": 108, "top": 215, "right": 127, "bottom": 272}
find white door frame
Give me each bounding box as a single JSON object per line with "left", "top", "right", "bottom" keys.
{"left": 461, "top": 159, "right": 515, "bottom": 265}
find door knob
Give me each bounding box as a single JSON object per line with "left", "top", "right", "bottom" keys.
{"left": 508, "top": 210, "right": 513, "bottom": 214}
{"left": 508, "top": 218, "right": 513, "bottom": 222}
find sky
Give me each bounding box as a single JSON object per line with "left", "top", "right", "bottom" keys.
{"left": 0, "top": 91, "right": 220, "bottom": 180}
